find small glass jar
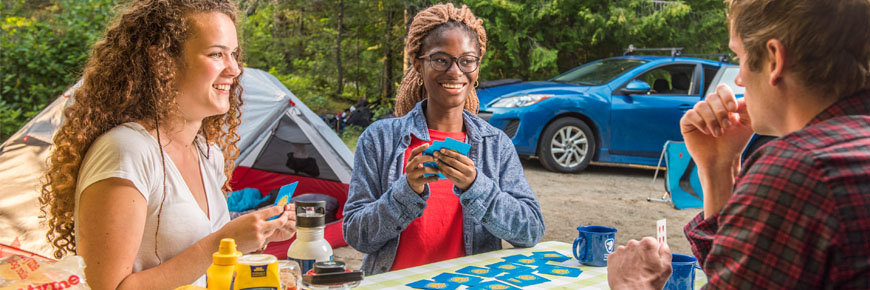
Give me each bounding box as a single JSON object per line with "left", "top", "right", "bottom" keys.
{"left": 278, "top": 260, "right": 301, "bottom": 290}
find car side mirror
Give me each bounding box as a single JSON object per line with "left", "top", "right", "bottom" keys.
{"left": 620, "top": 80, "right": 651, "bottom": 95}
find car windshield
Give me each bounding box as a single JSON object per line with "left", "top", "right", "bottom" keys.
{"left": 551, "top": 59, "right": 648, "bottom": 86}
{"left": 712, "top": 67, "right": 746, "bottom": 96}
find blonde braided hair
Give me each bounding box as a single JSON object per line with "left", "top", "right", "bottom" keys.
{"left": 394, "top": 3, "right": 487, "bottom": 117}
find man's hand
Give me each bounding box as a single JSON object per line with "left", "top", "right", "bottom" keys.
{"left": 607, "top": 237, "right": 673, "bottom": 290}
{"left": 680, "top": 84, "right": 755, "bottom": 217}
{"left": 681, "top": 84, "right": 755, "bottom": 168}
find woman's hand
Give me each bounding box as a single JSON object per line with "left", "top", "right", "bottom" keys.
{"left": 405, "top": 143, "right": 441, "bottom": 194}
{"left": 218, "top": 205, "right": 296, "bottom": 253}
{"left": 434, "top": 149, "right": 477, "bottom": 191}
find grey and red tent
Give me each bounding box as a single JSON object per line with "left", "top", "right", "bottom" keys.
{"left": 0, "top": 68, "right": 353, "bottom": 258}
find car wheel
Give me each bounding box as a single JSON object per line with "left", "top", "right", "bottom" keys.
{"left": 538, "top": 117, "right": 596, "bottom": 173}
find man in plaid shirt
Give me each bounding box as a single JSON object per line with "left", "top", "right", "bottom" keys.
{"left": 607, "top": 0, "right": 870, "bottom": 289}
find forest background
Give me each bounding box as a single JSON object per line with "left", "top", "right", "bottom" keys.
{"left": 0, "top": 0, "right": 729, "bottom": 141}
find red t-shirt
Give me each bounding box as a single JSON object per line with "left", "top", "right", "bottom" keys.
{"left": 390, "top": 129, "right": 466, "bottom": 271}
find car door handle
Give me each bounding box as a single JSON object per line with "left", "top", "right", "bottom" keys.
{"left": 680, "top": 104, "right": 692, "bottom": 111}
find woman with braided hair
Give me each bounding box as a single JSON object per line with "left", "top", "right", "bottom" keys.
{"left": 343, "top": 3, "right": 544, "bottom": 274}
{"left": 39, "top": 1, "right": 296, "bottom": 288}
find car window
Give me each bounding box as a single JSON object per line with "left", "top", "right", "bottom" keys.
{"left": 631, "top": 64, "right": 696, "bottom": 95}
{"left": 706, "top": 66, "right": 745, "bottom": 96}
{"left": 703, "top": 65, "right": 718, "bottom": 95}
{"left": 551, "top": 59, "right": 647, "bottom": 86}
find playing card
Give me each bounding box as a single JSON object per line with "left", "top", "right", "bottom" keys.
{"left": 535, "top": 264, "right": 583, "bottom": 277}
{"left": 267, "top": 181, "right": 298, "bottom": 221}
{"left": 432, "top": 273, "right": 483, "bottom": 286}
{"left": 423, "top": 137, "right": 471, "bottom": 179}
{"left": 468, "top": 281, "right": 522, "bottom": 290}
{"left": 496, "top": 272, "right": 551, "bottom": 287}
{"left": 657, "top": 218, "right": 667, "bottom": 245}
{"left": 456, "top": 266, "right": 503, "bottom": 278}
{"left": 531, "top": 251, "right": 572, "bottom": 262}
{"left": 485, "top": 261, "right": 535, "bottom": 274}
{"left": 406, "top": 279, "right": 461, "bottom": 290}
{"left": 502, "top": 254, "right": 550, "bottom": 266}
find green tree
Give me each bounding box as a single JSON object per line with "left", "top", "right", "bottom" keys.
{"left": 1, "top": 0, "right": 117, "bottom": 140}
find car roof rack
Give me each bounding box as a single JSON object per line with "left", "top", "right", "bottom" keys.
{"left": 678, "top": 53, "right": 732, "bottom": 63}
{"left": 623, "top": 45, "right": 731, "bottom": 63}
{"left": 623, "top": 44, "right": 683, "bottom": 57}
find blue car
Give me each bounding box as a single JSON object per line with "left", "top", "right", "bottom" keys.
{"left": 477, "top": 55, "right": 737, "bottom": 173}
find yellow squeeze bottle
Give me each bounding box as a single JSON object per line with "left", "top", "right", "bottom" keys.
{"left": 207, "top": 238, "right": 240, "bottom": 290}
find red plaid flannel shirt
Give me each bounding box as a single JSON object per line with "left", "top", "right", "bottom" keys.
{"left": 685, "top": 90, "right": 870, "bottom": 289}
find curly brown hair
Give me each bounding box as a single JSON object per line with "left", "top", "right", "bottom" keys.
{"left": 39, "top": 0, "right": 243, "bottom": 259}
{"left": 394, "top": 3, "right": 487, "bottom": 117}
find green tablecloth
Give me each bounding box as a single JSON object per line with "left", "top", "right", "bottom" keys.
{"left": 355, "top": 241, "right": 707, "bottom": 289}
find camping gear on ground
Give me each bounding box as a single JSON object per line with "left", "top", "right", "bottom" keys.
{"left": 227, "top": 188, "right": 271, "bottom": 212}
{"left": 0, "top": 68, "right": 353, "bottom": 258}
{"left": 233, "top": 254, "right": 281, "bottom": 290}
{"left": 207, "top": 238, "right": 241, "bottom": 290}
{"left": 664, "top": 254, "right": 699, "bottom": 290}
{"left": 572, "top": 225, "right": 617, "bottom": 267}
{"left": 300, "top": 260, "right": 363, "bottom": 290}
{"left": 650, "top": 141, "right": 704, "bottom": 209}
{"left": 287, "top": 201, "right": 333, "bottom": 274}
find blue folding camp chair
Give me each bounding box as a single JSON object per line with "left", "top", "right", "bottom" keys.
{"left": 650, "top": 141, "right": 704, "bottom": 209}
{"left": 650, "top": 135, "right": 776, "bottom": 209}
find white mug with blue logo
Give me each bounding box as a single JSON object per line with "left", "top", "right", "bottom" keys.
{"left": 572, "top": 225, "right": 617, "bottom": 267}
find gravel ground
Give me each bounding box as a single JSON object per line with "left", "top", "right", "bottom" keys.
{"left": 334, "top": 159, "right": 701, "bottom": 270}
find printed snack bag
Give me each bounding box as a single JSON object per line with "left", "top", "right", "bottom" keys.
{"left": 0, "top": 255, "right": 89, "bottom": 290}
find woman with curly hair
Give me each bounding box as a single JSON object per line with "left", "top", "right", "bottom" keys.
{"left": 39, "top": 0, "right": 296, "bottom": 288}
{"left": 342, "top": 3, "right": 545, "bottom": 275}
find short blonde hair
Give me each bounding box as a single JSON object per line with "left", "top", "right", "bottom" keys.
{"left": 728, "top": 0, "right": 870, "bottom": 98}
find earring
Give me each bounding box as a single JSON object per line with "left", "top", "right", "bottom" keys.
{"left": 417, "top": 78, "right": 423, "bottom": 86}
{"left": 474, "top": 80, "right": 479, "bottom": 88}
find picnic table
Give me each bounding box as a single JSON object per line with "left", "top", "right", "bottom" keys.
{"left": 355, "top": 241, "right": 707, "bottom": 289}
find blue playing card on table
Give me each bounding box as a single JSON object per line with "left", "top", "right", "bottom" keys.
{"left": 406, "top": 279, "right": 461, "bottom": 290}
{"left": 535, "top": 264, "right": 583, "bottom": 277}
{"left": 267, "top": 181, "right": 298, "bottom": 221}
{"left": 496, "top": 272, "right": 551, "bottom": 287}
{"left": 468, "top": 281, "right": 522, "bottom": 290}
{"left": 432, "top": 273, "right": 483, "bottom": 286}
{"left": 485, "top": 261, "right": 535, "bottom": 274}
{"left": 502, "top": 254, "right": 550, "bottom": 266}
{"left": 456, "top": 266, "right": 503, "bottom": 278}
{"left": 531, "top": 251, "right": 572, "bottom": 262}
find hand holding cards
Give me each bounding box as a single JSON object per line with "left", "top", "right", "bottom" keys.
{"left": 422, "top": 137, "right": 471, "bottom": 179}
{"left": 267, "top": 182, "right": 298, "bottom": 221}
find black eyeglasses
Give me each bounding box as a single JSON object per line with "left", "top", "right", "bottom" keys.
{"left": 418, "top": 52, "right": 480, "bottom": 73}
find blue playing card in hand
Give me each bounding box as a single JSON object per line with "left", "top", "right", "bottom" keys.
{"left": 267, "top": 181, "right": 297, "bottom": 221}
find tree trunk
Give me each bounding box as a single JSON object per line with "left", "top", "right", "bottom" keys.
{"left": 335, "top": 0, "right": 344, "bottom": 97}
{"left": 380, "top": 8, "right": 395, "bottom": 105}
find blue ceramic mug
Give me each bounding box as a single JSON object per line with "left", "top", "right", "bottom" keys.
{"left": 664, "top": 253, "right": 698, "bottom": 290}
{"left": 572, "top": 225, "right": 617, "bottom": 267}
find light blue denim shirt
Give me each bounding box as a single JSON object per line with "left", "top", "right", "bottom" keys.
{"left": 342, "top": 99, "right": 545, "bottom": 275}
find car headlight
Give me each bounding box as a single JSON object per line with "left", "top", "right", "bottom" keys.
{"left": 489, "top": 94, "right": 552, "bottom": 108}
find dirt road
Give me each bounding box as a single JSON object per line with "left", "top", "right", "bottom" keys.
{"left": 334, "top": 159, "right": 701, "bottom": 270}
